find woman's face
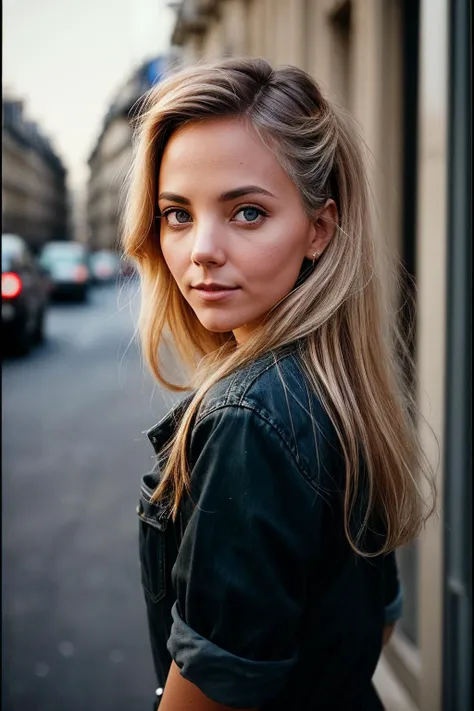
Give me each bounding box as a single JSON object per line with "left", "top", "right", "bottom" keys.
{"left": 158, "top": 117, "right": 320, "bottom": 343}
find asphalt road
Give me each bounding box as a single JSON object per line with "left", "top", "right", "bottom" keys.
{"left": 2, "top": 282, "right": 181, "bottom": 711}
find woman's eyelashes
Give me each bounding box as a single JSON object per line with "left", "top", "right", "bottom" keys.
{"left": 160, "top": 205, "right": 269, "bottom": 229}
{"left": 233, "top": 206, "right": 269, "bottom": 225}
{"left": 161, "top": 208, "right": 191, "bottom": 227}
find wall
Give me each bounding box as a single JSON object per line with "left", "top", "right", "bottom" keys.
{"left": 2, "top": 106, "right": 69, "bottom": 250}
{"left": 166, "top": 2, "right": 459, "bottom": 707}
{"left": 87, "top": 117, "right": 132, "bottom": 251}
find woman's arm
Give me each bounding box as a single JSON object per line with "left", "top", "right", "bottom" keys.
{"left": 160, "top": 662, "right": 257, "bottom": 711}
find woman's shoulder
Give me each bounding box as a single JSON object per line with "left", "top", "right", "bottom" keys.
{"left": 197, "top": 347, "right": 296, "bottom": 410}
{"left": 196, "top": 346, "right": 343, "bottom": 488}
{"left": 197, "top": 346, "right": 331, "bottom": 433}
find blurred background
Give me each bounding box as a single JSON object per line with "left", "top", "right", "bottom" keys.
{"left": 1, "top": 1, "right": 471, "bottom": 710}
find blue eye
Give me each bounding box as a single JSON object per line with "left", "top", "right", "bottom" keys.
{"left": 175, "top": 210, "right": 190, "bottom": 223}
{"left": 233, "top": 206, "right": 267, "bottom": 224}
{"left": 242, "top": 207, "right": 259, "bottom": 221}
{"left": 162, "top": 209, "right": 192, "bottom": 226}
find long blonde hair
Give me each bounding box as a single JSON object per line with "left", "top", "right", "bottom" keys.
{"left": 122, "top": 57, "right": 434, "bottom": 555}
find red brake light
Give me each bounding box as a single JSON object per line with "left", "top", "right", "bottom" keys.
{"left": 74, "top": 265, "right": 89, "bottom": 283}
{"left": 2, "top": 272, "right": 22, "bottom": 299}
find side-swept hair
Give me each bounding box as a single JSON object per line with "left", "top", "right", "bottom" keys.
{"left": 122, "top": 57, "right": 435, "bottom": 556}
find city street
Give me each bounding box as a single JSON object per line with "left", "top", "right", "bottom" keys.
{"left": 2, "top": 281, "right": 420, "bottom": 711}
{"left": 2, "top": 282, "right": 180, "bottom": 711}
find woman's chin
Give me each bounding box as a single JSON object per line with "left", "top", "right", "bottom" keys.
{"left": 199, "top": 320, "right": 239, "bottom": 334}
{"left": 196, "top": 313, "right": 246, "bottom": 335}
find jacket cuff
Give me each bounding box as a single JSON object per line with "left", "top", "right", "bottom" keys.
{"left": 384, "top": 584, "right": 403, "bottom": 624}
{"left": 167, "top": 602, "right": 296, "bottom": 708}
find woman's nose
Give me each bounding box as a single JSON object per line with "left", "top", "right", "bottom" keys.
{"left": 190, "top": 220, "right": 226, "bottom": 266}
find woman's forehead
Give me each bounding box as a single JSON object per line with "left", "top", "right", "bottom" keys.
{"left": 158, "top": 117, "right": 292, "bottom": 197}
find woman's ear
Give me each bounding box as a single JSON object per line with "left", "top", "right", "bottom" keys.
{"left": 306, "top": 199, "right": 338, "bottom": 260}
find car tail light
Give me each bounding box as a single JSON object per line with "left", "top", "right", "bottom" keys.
{"left": 74, "top": 265, "right": 89, "bottom": 283}
{"left": 2, "top": 272, "right": 22, "bottom": 299}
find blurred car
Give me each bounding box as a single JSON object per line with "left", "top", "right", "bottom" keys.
{"left": 89, "top": 250, "right": 120, "bottom": 285}
{"left": 2, "top": 233, "right": 50, "bottom": 355}
{"left": 39, "top": 241, "right": 91, "bottom": 302}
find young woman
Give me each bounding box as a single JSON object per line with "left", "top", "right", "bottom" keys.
{"left": 123, "top": 58, "right": 434, "bottom": 711}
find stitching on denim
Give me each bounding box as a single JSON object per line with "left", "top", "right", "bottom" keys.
{"left": 275, "top": 357, "right": 301, "bottom": 464}
{"left": 194, "top": 402, "right": 322, "bottom": 495}
{"left": 238, "top": 351, "right": 296, "bottom": 404}
{"left": 196, "top": 351, "right": 296, "bottom": 417}
{"left": 140, "top": 529, "right": 166, "bottom": 603}
{"left": 224, "top": 369, "right": 241, "bottom": 404}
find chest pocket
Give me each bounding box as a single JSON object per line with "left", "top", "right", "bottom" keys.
{"left": 137, "top": 484, "right": 169, "bottom": 604}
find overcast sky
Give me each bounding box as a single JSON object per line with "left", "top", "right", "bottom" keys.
{"left": 2, "top": 0, "right": 176, "bottom": 191}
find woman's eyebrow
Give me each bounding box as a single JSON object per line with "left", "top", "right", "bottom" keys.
{"left": 218, "top": 186, "right": 277, "bottom": 201}
{"left": 157, "top": 186, "right": 276, "bottom": 205}
{"left": 157, "top": 192, "right": 191, "bottom": 205}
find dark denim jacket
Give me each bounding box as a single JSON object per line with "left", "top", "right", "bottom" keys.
{"left": 137, "top": 348, "right": 403, "bottom": 710}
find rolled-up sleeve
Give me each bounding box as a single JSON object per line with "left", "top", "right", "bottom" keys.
{"left": 167, "top": 405, "right": 322, "bottom": 708}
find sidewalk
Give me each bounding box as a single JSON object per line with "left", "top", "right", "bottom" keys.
{"left": 373, "top": 655, "right": 418, "bottom": 711}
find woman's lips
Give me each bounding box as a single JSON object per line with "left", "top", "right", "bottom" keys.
{"left": 192, "top": 286, "right": 240, "bottom": 301}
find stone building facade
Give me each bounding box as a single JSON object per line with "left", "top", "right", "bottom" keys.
{"left": 86, "top": 56, "right": 170, "bottom": 253}
{"left": 2, "top": 98, "right": 69, "bottom": 253}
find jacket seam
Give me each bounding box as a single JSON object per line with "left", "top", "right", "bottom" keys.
{"left": 224, "top": 369, "right": 241, "bottom": 404}
{"left": 197, "top": 350, "right": 296, "bottom": 412}
{"left": 237, "top": 351, "right": 297, "bottom": 406}
{"left": 193, "top": 402, "right": 319, "bottom": 495}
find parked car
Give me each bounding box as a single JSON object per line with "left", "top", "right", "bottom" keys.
{"left": 2, "top": 233, "right": 50, "bottom": 355}
{"left": 39, "top": 241, "right": 91, "bottom": 302}
{"left": 89, "top": 250, "right": 120, "bottom": 285}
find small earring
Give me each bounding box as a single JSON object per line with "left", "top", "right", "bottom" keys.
{"left": 312, "top": 251, "right": 320, "bottom": 264}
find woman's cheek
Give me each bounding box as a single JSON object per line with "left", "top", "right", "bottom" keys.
{"left": 161, "top": 241, "right": 183, "bottom": 280}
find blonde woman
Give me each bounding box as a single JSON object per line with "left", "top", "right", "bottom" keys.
{"left": 123, "top": 58, "right": 433, "bottom": 711}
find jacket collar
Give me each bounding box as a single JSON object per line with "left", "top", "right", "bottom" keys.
{"left": 146, "top": 392, "right": 195, "bottom": 455}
